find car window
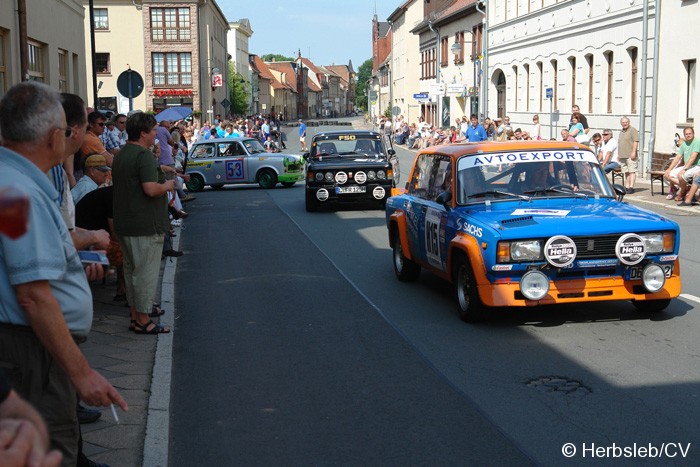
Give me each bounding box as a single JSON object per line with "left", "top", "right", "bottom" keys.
{"left": 427, "top": 156, "right": 452, "bottom": 201}
{"left": 219, "top": 142, "right": 246, "bottom": 157}
{"left": 455, "top": 149, "right": 614, "bottom": 203}
{"left": 242, "top": 139, "right": 265, "bottom": 154}
{"left": 408, "top": 153, "right": 434, "bottom": 199}
{"left": 191, "top": 144, "right": 215, "bottom": 160}
{"left": 311, "top": 135, "right": 385, "bottom": 158}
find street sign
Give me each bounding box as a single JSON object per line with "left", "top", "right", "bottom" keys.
{"left": 116, "top": 69, "right": 144, "bottom": 98}
{"left": 545, "top": 87, "right": 553, "bottom": 99}
{"left": 211, "top": 73, "right": 223, "bottom": 88}
{"left": 413, "top": 93, "right": 429, "bottom": 100}
{"left": 369, "top": 91, "right": 377, "bottom": 99}
{"left": 429, "top": 83, "right": 445, "bottom": 95}
{"left": 221, "top": 98, "right": 231, "bottom": 108}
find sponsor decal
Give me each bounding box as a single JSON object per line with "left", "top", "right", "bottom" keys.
{"left": 460, "top": 151, "right": 599, "bottom": 169}
{"left": 659, "top": 255, "right": 678, "bottom": 262}
{"left": 575, "top": 258, "right": 619, "bottom": 268}
{"left": 492, "top": 264, "right": 514, "bottom": 271}
{"left": 616, "top": 233, "right": 646, "bottom": 266}
{"left": 425, "top": 208, "right": 444, "bottom": 269}
{"left": 455, "top": 218, "right": 483, "bottom": 237}
{"left": 511, "top": 208, "right": 570, "bottom": 217}
{"left": 544, "top": 235, "right": 577, "bottom": 268}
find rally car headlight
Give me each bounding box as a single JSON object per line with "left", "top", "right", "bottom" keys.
{"left": 520, "top": 270, "right": 549, "bottom": 300}
{"left": 642, "top": 263, "right": 665, "bottom": 293}
{"left": 639, "top": 232, "right": 675, "bottom": 254}
{"left": 324, "top": 172, "right": 334, "bottom": 182}
{"left": 377, "top": 170, "right": 386, "bottom": 180}
{"left": 367, "top": 171, "right": 377, "bottom": 180}
{"left": 315, "top": 172, "right": 324, "bottom": 181}
{"left": 498, "top": 240, "right": 542, "bottom": 262}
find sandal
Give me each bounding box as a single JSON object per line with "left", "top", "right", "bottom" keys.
{"left": 133, "top": 320, "right": 171, "bottom": 334}
{"left": 128, "top": 320, "right": 136, "bottom": 331}
{"left": 149, "top": 304, "right": 166, "bottom": 317}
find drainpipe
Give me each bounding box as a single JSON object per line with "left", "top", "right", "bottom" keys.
{"left": 639, "top": 0, "right": 649, "bottom": 172}
{"left": 647, "top": 1, "right": 661, "bottom": 169}
{"left": 428, "top": 21, "right": 441, "bottom": 128}
{"left": 388, "top": 20, "right": 393, "bottom": 121}
{"left": 17, "top": 0, "right": 28, "bottom": 81}
{"left": 476, "top": 0, "right": 488, "bottom": 120}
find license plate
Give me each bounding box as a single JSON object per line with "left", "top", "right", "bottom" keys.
{"left": 336, "top": 186, "right": 366, "bottom": 194}
{"left": 628, "top": 264, "right": 673, "bottom": 280}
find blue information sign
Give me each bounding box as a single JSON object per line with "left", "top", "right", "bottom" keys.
{"left": 545, "top": 87, "right": 553, "bottom": 99}
{"left": 413, "top": 93, "right": 429, "bottom": 100}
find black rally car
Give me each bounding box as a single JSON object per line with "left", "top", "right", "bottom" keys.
{"left": 303, "top": 130, "right": 399, "bottom": 212}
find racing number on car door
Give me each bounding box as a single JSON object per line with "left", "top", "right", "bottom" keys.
{"left": 225, "top": 158, "right": 245, "bottom": 181}
{"left": 424, "top": 207, "right": 444, "bottom": 270}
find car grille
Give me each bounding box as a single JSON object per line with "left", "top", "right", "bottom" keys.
{"left": 571, "top": 234, "right": 621, "bottom": 259}
{"left": 287, "top": 163, "right": 302, "bottom": 172}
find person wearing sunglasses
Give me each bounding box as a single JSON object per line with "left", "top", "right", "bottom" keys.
{"left": 79, "top": 111, "right": 113, "bottom": 173}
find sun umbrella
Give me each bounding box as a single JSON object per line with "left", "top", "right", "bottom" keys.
{"left": 155, "top": 106, "right": 192, "bottom": 122}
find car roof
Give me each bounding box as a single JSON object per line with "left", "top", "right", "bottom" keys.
{"left": 313, "top": 130, "right": 381, "bottom": 139}
{"left": 417, "top": 140, "right": 594, "bottom": 159}
{"left": 193, "top": 137, "right": 256, "bottom": 144}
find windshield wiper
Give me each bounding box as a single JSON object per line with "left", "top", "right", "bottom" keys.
{"left": 523, "top": 186, "right": 589, "bottom": 199}
{"left": 467, "top": 189, "right": 531, "bottom": 202}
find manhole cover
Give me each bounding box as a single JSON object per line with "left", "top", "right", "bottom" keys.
{"left": 525, "top": 376, "right": 591, "bottom": 396}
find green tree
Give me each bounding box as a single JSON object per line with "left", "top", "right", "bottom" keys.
{"left": 354, "top": 58, "right": 373, "bottom": 111}
{"left": 261, "top": 53, "right": 294, "bottom": 62}
{"left": 228, "top": 61, "right": 250, "bottom": 115}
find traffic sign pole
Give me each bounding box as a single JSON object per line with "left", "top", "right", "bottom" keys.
{"left": 546, "top": 87, "right": 554, "bottom": 140}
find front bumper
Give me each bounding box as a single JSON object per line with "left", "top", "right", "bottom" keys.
{"left": 306, "top": 183, "right": 393, "bottom": 202}
{"left": 278, "top": 172, "right": 305, "bottom": 183}
{"left": 477, "top": 269, "right": 682, "bottom": 307}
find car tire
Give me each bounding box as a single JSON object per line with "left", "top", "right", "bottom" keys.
{"left": 305, "top": 191, "right": 318, "bottom": 212}
{"left": 453, "top": 254, "right": 485, "bottom": 322}
{"left": 257, "top": 169, "right": 278, "bottom": 189}
{"left": 392, "top": 228, "right": 420, "bottom": 281}
{"left": 186, "top": 174, "right": 205, "bottom": 192}
{"left": 211, "top": 183, "right": 224, "bottom": 190}
{"left": 632, "top": 299, "right": 671, "bottom": 313}
{"left": 281, "top": 181, "right": 296, "bottom": 188}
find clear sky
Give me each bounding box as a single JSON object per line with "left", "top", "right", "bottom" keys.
{"left": 219, "top": 0, "right": 397, "bottom": 69}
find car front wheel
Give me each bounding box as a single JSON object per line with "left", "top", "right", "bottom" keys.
{"left": 453, "top": 254, "right": 485, "bottom": 322}
{"left": 392, "top": 228, "right": 420, "bottom": 281}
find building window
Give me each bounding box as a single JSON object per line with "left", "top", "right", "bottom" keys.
{"left": 604, "top": 51, "right": 614, "bottom": 113}
{"left": 95, "top": 53, "right": 110, "bottom": 74}
{"left": 58, "top": 49, "right": 68, "bottom": 92}
{"left": 151, "top": 7, "right": 191, "bottom": 42}
{"left": 0, "top": 29, "right": 7, "bottom": 97}
{"left": 629, "top": 47, "right": 637, "bottom": 114}
{"left": 454, "top": 32, "right": 465, "bottom": 64}
{"left": 94, "top": 8, "right": 109, "bottom": 30}
{"left": 551, "top": 59, "right": 558, "bottom": 111}
{"left": 440, "top": 36, "right": 449, "bottom": 66}
{"left": 27, "top": 40, "right": 45, "bottom": 82}
{"left": 472, "top": 24, "right": 483, "bottom": 61}
{"left": 513, "top": 65, "right": 518, "bottom": 111}
{"left": 537, "top": 61, "right": 543, "bottom": 113}
{"left": 524, "top": 63, "right": 530, "bottom": 112}
{"left": 152, "top": 52, "right": 192, "bottom": 87}
{"left": 585, "top": 54, "right": 593, "bottom": 113}
{"left": 569, "top": 56, "right": 576, "bottom": 108}
{"left": 686, "top": 59, "right": 696, "bottom": 123}
{"left": 72, "top": 53, "right": 80, "bottom": 94}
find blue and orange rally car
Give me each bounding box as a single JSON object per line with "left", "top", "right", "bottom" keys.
{"left": 385, "top": 141, "right": 682, "bottom": 322}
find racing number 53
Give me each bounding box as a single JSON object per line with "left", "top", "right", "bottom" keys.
{"left": 226, "top": 159, "right": 245, "bottom": 181}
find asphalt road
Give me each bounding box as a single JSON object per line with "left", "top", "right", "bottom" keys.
{"left": 170, "top": 121, "right": 700, "bottom": 466}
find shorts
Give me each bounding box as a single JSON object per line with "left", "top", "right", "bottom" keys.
{"left": 668, "top": 165, "right": 683, "bottom": 180}
{"left": 682, "top": 165, "right": 700, "bottom": 183}
{"left": 299, "top": 136, "right": 305, "bottom": 143}
{"left": 619, "top": 157, "right": 638, "bottom": 173}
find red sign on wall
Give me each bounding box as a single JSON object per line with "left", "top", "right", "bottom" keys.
{"left": 211, "top": 73, "right": 223, "bottom": 88}
{"left": 153, "top": 89, "right": 193, "bottom": 97}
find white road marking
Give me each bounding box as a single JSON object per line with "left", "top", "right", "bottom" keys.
{"left": 680, "top": 293, "right": 700, "bottom": 304}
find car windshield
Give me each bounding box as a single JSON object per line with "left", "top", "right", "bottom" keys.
{"left": 243, "top": 138, "right": 266, "bottom": 154}
{"left": 455, "top": 149, "right": 614, "bottom": 204}
{"left": 311, "top": 135, "right": 385, "bottom": 159}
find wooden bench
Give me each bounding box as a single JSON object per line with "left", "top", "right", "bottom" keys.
{"left": 648, "top": 152, "right": 675, "bottom": 196}
{"left": 611, "top": 166, "right": 624, "bottom": 185}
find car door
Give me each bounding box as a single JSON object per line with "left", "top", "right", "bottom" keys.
{"left": 420, "top": 155, "right": 451, "bottom": 272}
{"left": 405, "top": 153, "right": 434, "bottom": 267}
{"left": 218, "top": 141, "right": 249, "bottom": 184}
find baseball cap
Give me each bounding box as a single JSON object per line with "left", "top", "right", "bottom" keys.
{"left": 84, "top": 154, "right": 111, "bottom": 171}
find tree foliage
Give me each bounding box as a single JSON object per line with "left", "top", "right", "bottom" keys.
{"left": 228, "top": 61, "right": 250, "bottom": 115}
{"left": 354, "top": 58, "right": 373, "bottom": 111}
{"left": 261, "top": 53, "right": 294, "bottom": 63}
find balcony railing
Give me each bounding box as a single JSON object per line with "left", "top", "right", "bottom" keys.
{"left": 151, "top": 28, "right": 191, "bottom": 42}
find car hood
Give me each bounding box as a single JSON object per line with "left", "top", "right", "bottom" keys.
{"left": 459, "top": 198, "right": 678, "bottom": 238}
{"left": 308, "top": 157, "right": 389, "bottom": 169}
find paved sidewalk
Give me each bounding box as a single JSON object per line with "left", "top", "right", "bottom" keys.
{"left": 80, "top": 229, "right": 180, "bottom": 467}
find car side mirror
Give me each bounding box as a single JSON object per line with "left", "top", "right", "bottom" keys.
{"left": 302, "top": 152, "right": 310, "bottom": 161}
{"left": 613, "top": 184, "right": 626, "bottom": 201}
{"left": 436, "top": 191, "right": 452, "bottom": 210}
{"left": 388, "top": 149, "right": 396, "bottom": 156}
